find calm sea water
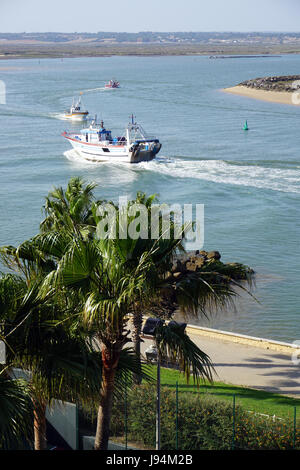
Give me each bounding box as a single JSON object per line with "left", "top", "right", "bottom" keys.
{"left": 0, "top": 55, "right": 300, "bottom": 342}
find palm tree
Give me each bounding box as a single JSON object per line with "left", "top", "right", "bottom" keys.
{"left": 0, "top": 241, "right": 153, "bottom": 451}
{"left": 0, "top": 179, "right": 255, "bottom": 450}
{"left": 0, "top": 258, "right": 104, "bottom": 451}
{"left": 40, "top": 236, "right": 150, "bottom": 450}
{"left": 36, "top": 181, "right": 254, "bottom": 391}
{"left": 93, "top": 192, "right": 254, "bottom": 385}
{"left": 39, "top": 234, "right": 221, "bottom": 450}
{"left": 0, "top": 367, "right": 33, "bottom": 449}
{"left": 38, "top": 180, "right": 254, "bottom": 379}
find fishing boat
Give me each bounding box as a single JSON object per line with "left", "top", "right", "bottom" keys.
{"left": 63, "top": 95, "right": 89, "bottom": 121}
{"left": 62, "top": 115, "right": 161, "bottom": 163}
{"left": 105, "top": 79, "right": 120, "bottom": 89}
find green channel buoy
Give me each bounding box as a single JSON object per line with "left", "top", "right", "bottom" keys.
{"left": 243, "top": 120, "right": 249, "bottom": 131}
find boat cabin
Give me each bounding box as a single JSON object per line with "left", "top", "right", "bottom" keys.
{"left": 81, "top": 127, "right": 113, "bottom": 143}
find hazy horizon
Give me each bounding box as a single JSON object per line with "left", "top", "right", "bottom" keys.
{"left": 1, "top": 0, "right": 299, "bottom": 34}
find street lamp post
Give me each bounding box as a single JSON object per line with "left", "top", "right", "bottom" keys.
{"left": 156, "top": 351, "right": 161, "bottom": 451}
{"left": 142, "top": 317, "right": 164, "bottom": 451}
{"left": 142, "top": 318, "right": 187, "bottom": 452}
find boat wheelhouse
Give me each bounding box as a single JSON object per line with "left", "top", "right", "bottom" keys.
{"left": 62, "top": 115, "right": 161, "bottom": 163}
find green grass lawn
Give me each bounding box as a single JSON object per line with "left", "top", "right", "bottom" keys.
{"left": 145, "top": 365, "right": 300, "bottom": 421}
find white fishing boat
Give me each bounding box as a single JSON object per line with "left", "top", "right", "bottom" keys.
{"left": 62, "top": 115, "right": 161, "bottom": 163}
{"left": 63, "top": 95, "right": 89, "bottom": 121}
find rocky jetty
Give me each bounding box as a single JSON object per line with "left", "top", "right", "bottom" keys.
{"left": 169, "top": 250, "right": 254, "bottom": 280}
{"left": 149, "top": 250, "right": 255, "bottom": 319}
{"left": 239, "top": 75, "right": 300, "bottom": 92}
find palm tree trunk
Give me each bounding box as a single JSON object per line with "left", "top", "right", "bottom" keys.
{"left": 132, "top": 310, "right": 143, "bottom": 385}
{"left": 33, "top": 400, "right": 47, "bottom": 450}
{"left": 94, "top": 344, "right": 120, "bottom": 450}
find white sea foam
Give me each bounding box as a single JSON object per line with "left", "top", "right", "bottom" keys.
{"left": 64, "top": 150, "right": 139, "bottom": 185}
{"left": 63, "top": 151, "right": 300, "bottom": 193}
{"left": 83, "top": 87, "right": 107, "bottom": 93}
{"left": 52, "top": 113, "right": 70, "bottom": 121}
{"left": 63, "top": 149, "right": 99, "bottom": 165}
{"left": 133, "top": 158, "right": 300, "bottom": 194}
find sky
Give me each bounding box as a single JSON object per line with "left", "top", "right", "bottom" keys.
{"left": 0, "top": 0, "right": 300, "bottom": 33}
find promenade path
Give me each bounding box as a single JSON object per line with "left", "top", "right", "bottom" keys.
{"left": 140, "top": 325, "right": 300, "bottom": 397}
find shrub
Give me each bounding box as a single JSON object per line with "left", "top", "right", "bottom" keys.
{"left": 110, "top": 384, "right": 300, "bottom": 450}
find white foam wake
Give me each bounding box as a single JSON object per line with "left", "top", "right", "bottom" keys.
{"left": 63, "top": 150, "right": 138, "bottom": 184}
{"left": 133, "top": 158, "right": 300, "bottom": 194}
{"left": 64, "top": 149, "right": 99, "bottom": 165}
{"left": 83, "top": 87, "right": 107, "bottom": 93}
{"left": 52, "top": 113, "right": 71, "bottom": 121}
{"left": 63, "top": 151, "right": 300, "bottom": 194}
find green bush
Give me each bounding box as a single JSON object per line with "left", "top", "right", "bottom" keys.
{"left": 110, "top": 384, "right": 300, "bottom": 450}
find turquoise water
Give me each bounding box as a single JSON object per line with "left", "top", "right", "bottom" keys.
{"left": 0, "top": 55, "right": 300, "bottom": 342}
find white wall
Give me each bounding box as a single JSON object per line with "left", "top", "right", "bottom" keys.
{"left": 46, "top": 400, "right": 78, "bottom": 450}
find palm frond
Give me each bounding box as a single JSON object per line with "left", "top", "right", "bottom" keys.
{"left": 155, "top": 323, "right": 214, "bottom": 384}
{"left": 0, "top": 369, "right": 33, "bottom": 449}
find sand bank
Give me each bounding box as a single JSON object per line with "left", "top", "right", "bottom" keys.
{"left": 223, "top": 85, "right": 300, "bottom": 106}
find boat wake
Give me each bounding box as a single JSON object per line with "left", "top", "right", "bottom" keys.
{"left": 63, "top": 150, "right": 300, "bottom": 194}
{"left": 0, "top": 106, "right": 61, "bottom": 120}
{"left": 52, "top": 113, "right": 71, "bottom": 121}
{"left": 83, "top": 87, "right": 107, "bottom": 93}
{"left": 64, "top": 150, "right": 139, "bottom": 184}
{"left": 133, "top": 158, "right": 300, "bottom": 194}
{"left": 64, "top": 149, "right": 100, "bottom": 165}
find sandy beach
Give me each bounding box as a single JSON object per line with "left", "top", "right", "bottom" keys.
{"left": 223, "top": 85, "right": 300, "bottom": 106}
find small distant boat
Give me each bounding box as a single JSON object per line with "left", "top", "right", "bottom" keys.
{"left": 63, "top": 95, "right": 89, "bottom": 121}
{"left": 105, "top": 79, "right": 120, "bottom": 89}
{"left": 62, "top": 114, "right": 161, "bottom": 163}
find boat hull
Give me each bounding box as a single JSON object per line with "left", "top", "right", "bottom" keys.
{"left": 63, "top": 113, "right": 89, "bottom": 122}
{"left": 64, "top": 135, "right": 161, "bottom": 163}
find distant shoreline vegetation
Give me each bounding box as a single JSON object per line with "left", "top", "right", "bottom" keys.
{"left": 0, "top": 46, "right": 298, "bottom": 60}
{"left": 1, "top": 32, "right": 300, "bottom": 59}
{"left": 2, "top": 31, "right": 300, "bottom": 44}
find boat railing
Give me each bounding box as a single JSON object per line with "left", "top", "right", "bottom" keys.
{"left": 130, "top": 134, "right": 157, "bottom": 141}
{"left": 65, "top": 132, "right": 128, "bottom": 146}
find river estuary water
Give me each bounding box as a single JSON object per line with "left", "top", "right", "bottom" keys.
{"left": 0, "top": 54, "right": 300, "bottom": 342}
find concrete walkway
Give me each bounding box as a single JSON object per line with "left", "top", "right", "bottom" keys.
{"left": 140, "top": 325, "right": 300, "bottom": 397}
